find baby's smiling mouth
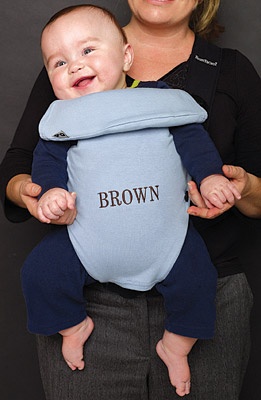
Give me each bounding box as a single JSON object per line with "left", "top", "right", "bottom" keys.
{"left": 73, "top": 76, "right": 95, "bottom": 87}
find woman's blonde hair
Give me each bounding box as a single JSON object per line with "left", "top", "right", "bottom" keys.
{"left": 190, "top": 0, "right": 224, "bottom": 41}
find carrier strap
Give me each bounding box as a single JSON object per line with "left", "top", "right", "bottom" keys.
{"left": 185, "top": 36, "right": 222, "bottom": 129}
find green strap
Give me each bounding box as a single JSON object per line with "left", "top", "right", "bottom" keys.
{"left": 130, "top": 79, "right": 140, "bottom": 88}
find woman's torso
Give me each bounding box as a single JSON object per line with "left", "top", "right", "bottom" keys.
{"left": 127, "top": 36, "right": 261, "bottom": 276}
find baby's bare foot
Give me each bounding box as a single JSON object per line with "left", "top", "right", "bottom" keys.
{"left": 156, "top": 331, "right": 196, "bottom": 397}
{"left": 60, "top": 316, "right": 94, "bottom": 371}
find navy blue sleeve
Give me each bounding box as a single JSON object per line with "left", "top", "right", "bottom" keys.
{"left": 32, "top": 138, "right": 73, "bottom": 196}
{"left": 170, "top": 123, "right": 223, "bottom": 186}
{"left": 137, "top": 80, "right": 169, "bottom": 89}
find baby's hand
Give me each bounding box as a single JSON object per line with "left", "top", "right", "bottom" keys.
{"left": 200, "top": 174, "right": 241, "bottom": 209}
{"left": 37, "top": 188, "right": 76, "bottom": 223}
{"left": 51, "top": 204, "right": 77, "bottom": 226}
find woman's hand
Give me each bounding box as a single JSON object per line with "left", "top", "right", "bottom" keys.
{"left": 6, "top": 174, "right": 41, "bottom": 218}
{"left": 187, "top": 165, "right": 261, "bottom": 219}
{"left": 6, "top": 174, "right": 77, "bottom": 224}
{"left": 187, "top": 181, "right": 233, "bottom": 219}
{"left": 223, "top": 165, "right": 261, "bottom": 218}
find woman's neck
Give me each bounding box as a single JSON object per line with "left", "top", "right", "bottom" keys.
{"left": 124, "top": 19, "right": 195, "bottom": 81}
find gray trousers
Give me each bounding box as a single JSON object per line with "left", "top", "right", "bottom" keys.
{"left": 36, "top": 273, "right": 253, "bottom": 400}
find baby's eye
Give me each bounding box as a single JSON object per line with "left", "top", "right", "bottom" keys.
{"left": 83, "top": 47, "right": 93, "bottom": 55}
{"left": 55, "top": 60, "right": 66, "bottom": 68}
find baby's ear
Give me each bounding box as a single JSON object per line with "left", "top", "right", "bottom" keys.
{"left": 123, "top": 44, "right": 134, "bottom": 72}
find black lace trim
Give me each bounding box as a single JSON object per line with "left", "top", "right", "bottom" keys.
{"left": 160, "top": 61, "right": 189, "bottom": 90}
{"left": 126, "top": 61, "right": 189, "bottom": 90}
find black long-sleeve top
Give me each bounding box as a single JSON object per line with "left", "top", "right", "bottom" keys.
{"left": 1, "top": 36, "right": 261, "bottom": 278}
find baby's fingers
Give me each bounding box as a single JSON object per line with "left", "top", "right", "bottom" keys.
{"left": 225, "top": 183, "right": 241, "bottom": 203}
{"left": 204, "top": 193, "right": 226, "bottom": 209}
{"left": 38, "top": 201, "right": 64, "bottom": 221}
{"left": 66, "top": 192, "right": 77, "bottom": 210}
{"left": 37, "top": 204, "right": 51, "bottom": 223}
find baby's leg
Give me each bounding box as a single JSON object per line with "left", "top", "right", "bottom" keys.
{"left": 60, "top": 316, "right": 94, "bottom": 371}
{"left": 156, "top": 330, "right": 197, "bottom": 397}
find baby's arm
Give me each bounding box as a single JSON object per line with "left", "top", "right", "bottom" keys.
{"left": 32, "top": 138, "right": 77, "bottom": 224}
{"left": 37, "top": 188, "right": 76, "bottom": 224}
{"left": 200, "top": 174, "right": 241, "bottom": 209}
{"left": 171, "top": 123, "right": 243, "bottom": 210}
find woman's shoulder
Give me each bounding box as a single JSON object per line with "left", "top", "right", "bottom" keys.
{"left": 218, "top": 46, "right": 260, "bottom": 98}
{"left": 220, "top": 46, "right": 258, "bottom": 75}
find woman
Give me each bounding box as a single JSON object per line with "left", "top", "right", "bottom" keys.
{"left": 0, "top": 1, "right": 260, "bottom": 399}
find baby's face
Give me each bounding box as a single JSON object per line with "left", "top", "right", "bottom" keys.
{"left": 41, "top": 9, "right": 132, "bottom": 99}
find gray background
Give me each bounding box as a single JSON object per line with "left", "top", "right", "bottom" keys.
{"left": 0, "top": 1, "right": 260, "bottom": 399}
